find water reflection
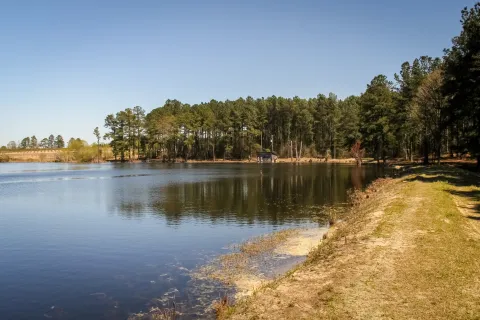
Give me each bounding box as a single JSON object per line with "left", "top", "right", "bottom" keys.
{"left": 111, "top": 164, "right": 376, "bottom": 225}
{"left": 0, "top": 162, "right": 384, "bottom": 319}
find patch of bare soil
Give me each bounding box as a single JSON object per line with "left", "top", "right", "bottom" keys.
{"left": 274, "top": 227, "right": 329, "bottom": 256}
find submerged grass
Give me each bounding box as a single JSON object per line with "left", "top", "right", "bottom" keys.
{"left": 238, "top": 229, "right": 299, "bottom": 256}
{"left": 195, "top": 229, "right": 300, "bottom": 287}
{"left": 212, "top": 295, "right": 235, "bottom": 319}
{"left": 128, "top": 306, "right": 177, "bottom": 320}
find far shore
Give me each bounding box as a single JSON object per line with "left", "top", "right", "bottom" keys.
{"left": 1, "top": 150, "right": 478, "bottom": 170}
{"left": 0, "top": 150, "right": 359, "bottom": 164}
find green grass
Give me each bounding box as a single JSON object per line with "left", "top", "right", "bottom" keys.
{"left": 372, "top": 199, "right": 408, "bottom": 238}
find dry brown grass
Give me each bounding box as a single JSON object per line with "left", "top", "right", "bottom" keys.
{"left": 225, "top": 166, "right": 480, "bottom": 320}
{"left": 213, "top": 295, "right": 235, "bottom": 319}
{"left": 0, "top": 150, "right": 59, "bottom": 162}
{"left": 0, "top": 154, "right": 9, "bottom": 162}
{"left": 306, "top": 177, "right": 395, "bottom": 263}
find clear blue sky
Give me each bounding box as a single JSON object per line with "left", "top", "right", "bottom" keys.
{"left": 0, "top": 0, "right": 476, "bottom": 145}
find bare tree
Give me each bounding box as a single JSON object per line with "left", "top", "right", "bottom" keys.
{"left": 350, "top": 140, "right": 365, "bottom": 167}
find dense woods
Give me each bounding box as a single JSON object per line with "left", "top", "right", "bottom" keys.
{"left": 98, "top": 4, "right": 480, "bottom": 169}
{"left": 2, "top": 4, "right": 479, "bottom": 169}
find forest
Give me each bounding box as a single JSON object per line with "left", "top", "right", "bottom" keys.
{"left": 3, "top": 4, "right": 480, "bottom": 169}
{"left": 99, "top": 4, "right": 480, "bottom": 168}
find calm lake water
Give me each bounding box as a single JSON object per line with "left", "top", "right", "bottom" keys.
{"left": 0, "top": 163, "right": 385, "bottom": 319}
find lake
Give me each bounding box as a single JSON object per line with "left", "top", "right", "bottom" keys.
{"left": 0, "top": 162, "right": 385, "bottom": 319}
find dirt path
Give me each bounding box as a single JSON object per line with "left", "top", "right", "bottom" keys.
{"left": 226, "top": 166, "right": 480, "bottom": 320}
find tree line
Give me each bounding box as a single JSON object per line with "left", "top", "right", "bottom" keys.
{"left": 100, "top": 4, "right": 480, "bottom": 169}
{"left": 2, "top": 135, "right": 101, "bottom": 151}
{"left": 3, "top": 134, "right": 65, "bottom": 150}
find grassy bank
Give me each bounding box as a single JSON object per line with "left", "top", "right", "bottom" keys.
{"left": 222, "top": 166, "right": 480, "bottom": 319}
{"left": 0, "top": 146, "right": 113, "bottom": 163}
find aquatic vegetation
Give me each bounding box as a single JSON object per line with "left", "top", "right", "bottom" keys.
{"left": 193, "top": 227, "right": 324, "bottom": 301}
{"left": 212, "top": 295, "right": 234, "bottom": 319}
{"left": 238, "top": 229, "right": 299, "bottom": 256}
{"left": 128, "top": 305, "right": 177, "bottom": 320}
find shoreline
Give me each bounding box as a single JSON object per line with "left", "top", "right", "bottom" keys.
{"left": 193, "top": 227, "right": 330, "bottom": 298}
{"left": 212, "top": 165, "right": 480, "bottom": 319}
{"left": 131, "top": 169, "right": 391, "bottom": 320}
{"left": 1, "top": 153, "right": 477, "bottom": 167}
{"left": 0, "top": 156, "right": 361, "bottom": 164}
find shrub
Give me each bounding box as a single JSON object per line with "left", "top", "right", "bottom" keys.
{"left": 74, "top": 146, "right": 97, "bottom": 163}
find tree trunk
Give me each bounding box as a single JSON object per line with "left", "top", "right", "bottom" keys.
{"left": 174, "top": 142, "right": 177, "bottom": 162}
{"left": 355, "top": 150, "right": 362, "bottom": 167}
{"left": 410, "top": 139, "right": 414, "bottom": 162}
{"left": 137, "top": 130, "right": 140, "bottom": 160}
{"left": 295, "top": 140, "right": 298, "bottom": 162}
{"left": 381, "top": 135, "right": 386, "bottom": 164}
{"left": 446, "top": 128, "right": 449, "bottom": 156}
{"left": 260, "top": 131, "right": 263, "bottom": 150}
{"left": 423, "top": 137, "right": 429, "bottom": 165}
{"left": 436, "top": 136, "right": 441, "bottom": 165}
{"left": 290, "top": 140, "right": 293, "bottom": 162}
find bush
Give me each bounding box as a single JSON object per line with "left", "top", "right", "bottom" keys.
{"left": 74, "top": 146, "right": 97, "bottom": 162}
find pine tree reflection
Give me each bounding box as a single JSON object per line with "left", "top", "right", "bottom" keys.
{"left": 111, "top": 164, "right": 384, "bottom": 225}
